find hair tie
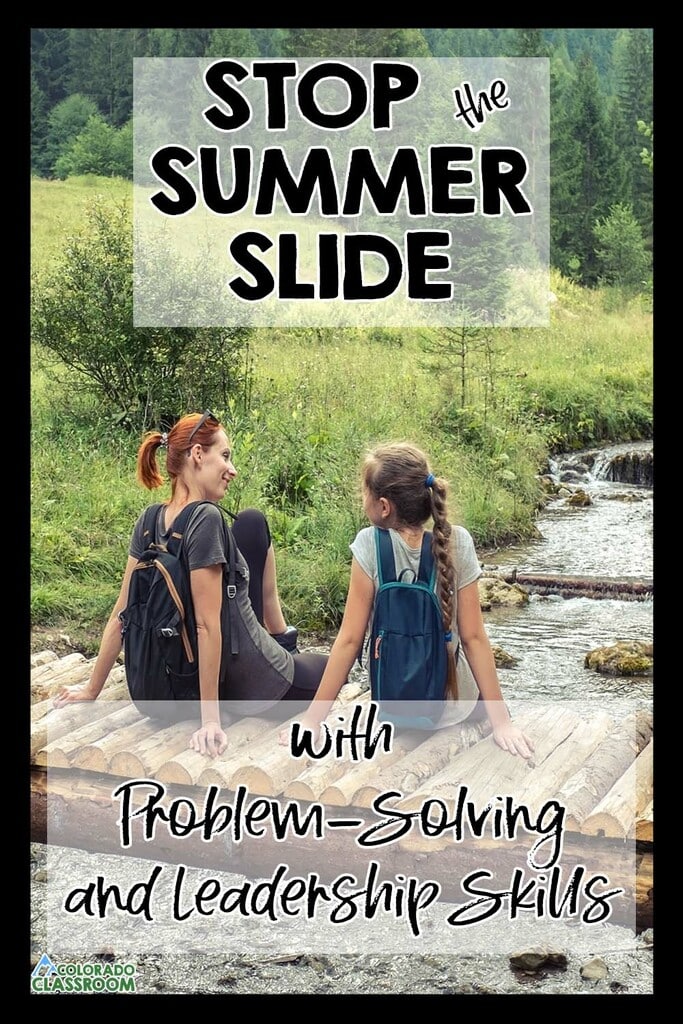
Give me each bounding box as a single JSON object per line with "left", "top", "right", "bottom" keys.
{"left": 159, "top": 432, "right": 168, "bottom": 449}
{"left": 425, "top": 473, "right": 435, "bottom": 488}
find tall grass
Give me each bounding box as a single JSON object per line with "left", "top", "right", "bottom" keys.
{"left": 30, "top": 178, "right": 653, "bottom": 646}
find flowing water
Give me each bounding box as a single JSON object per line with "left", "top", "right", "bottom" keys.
{"left": 481, "top": 440, "right": 653, "bottom": 716}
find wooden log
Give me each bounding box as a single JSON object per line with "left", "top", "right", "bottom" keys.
{"left": 514, "top": 711, "right": 615, "bottom": 809}
{"left": 222, "top": 704, "right": 363, "bottom": 796}
{"left": 199, "top": 695, "right": 369, "bottom": 792}
{"left": 399, "top": 706, "right": 581, "bottom": 811}
{"left": 282, "top": 704, "right": 382, "bottom": 798}
{"left": 582, "top": 738, "right": 653, "bottom": 839}
{"left": 110, "top": 722, "right": 199, "bottom": 777}
{"left": 35, "top": 705, "right": 142, "bottom": 767}
{"left": 31, "top": 651, "right": 87, "bottom": 685}
{"left": 32, "top": 691, "right": 131, "bottom": 761}
{"left": 31, "top": 650, "right": 58, "bottom": 668}
{"left": 72, "top": 716, "right": 167, "bottom": 772}
{"left": 395, "top": 706, "right": 583, "bottom": 852}
{"left": 156, "top": 717, "right": 274, "bottom": 785}
{"left": 30, "top": 768, "right": 653, "bottom": 931}
{"left": 197, "top": 717, "right": 298, "bottom": 790}
{"left": 31, "top": 659, "right": 96, "bottom": 702}
{"left": 226, "top": 742, "right": 315, "bottom": 796}
{"left": 352, "top": 719, "right": 491, "bottom": 808}
{"left": 283, "top": 758, "right": 351, "bottom": 802}
{"left": 561, "top": 711, "right": 653, "bottom": 833}
{"left": 493, "top": 571, "right": 653, "bottom": 600}
{"left": 31, "top": 668, "right": 129, "bottom": 722}
{"left": 319, "top": 730, "right": 429, "bottom": 806}
{"left": 636, "top": 800, "right": 653, "bottom": 843}
{"left": 633, "top": 709, "right": 654, "bottom": 748}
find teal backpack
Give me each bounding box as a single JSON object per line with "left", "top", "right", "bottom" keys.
{"left": 369, "top": 527, "right": 451, "bottom": 729}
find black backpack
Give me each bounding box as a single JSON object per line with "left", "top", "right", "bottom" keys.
{"left": 369, "top": 527, "right": 450, "bottom": 729}
{"left": 119, "top": 500, "right": 239, "bottom": 720}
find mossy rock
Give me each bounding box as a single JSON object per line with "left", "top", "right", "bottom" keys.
{"left": 567, "top": 488, "right": 592, "bottom": 507}
{"left": 584, "top": 641, "right": 653, "bottom": 677}
{"left": 492, "top": 645, "right": 518, "bottom": 668}
{"left": 478, "top": 577, "right": 529, "bottom": 610}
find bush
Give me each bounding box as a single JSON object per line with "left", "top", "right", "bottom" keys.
{"left": 31, "top": 196, "right": 254, "bottom": 431}
{"left": 54, "top": 117, "right": 133, "bottom": 180}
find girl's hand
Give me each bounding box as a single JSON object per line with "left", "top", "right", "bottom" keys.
{"left": 190, "top": 721, "right": 227, "bottom": 758}
{"left": 492, "top": 722, "right": 535, "bottom": 760}
{"left": 278, "top": 718, "right": 324, "bottom": 747}
{"left": 52, "top": 684, "right": 99, "bottom": 708}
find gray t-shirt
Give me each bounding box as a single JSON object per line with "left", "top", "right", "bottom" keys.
{"left": 130, "top": 502, "right": 231, "bottom": 573}
{"left": 350, "top": 525, "right": 483, "bottom": 722}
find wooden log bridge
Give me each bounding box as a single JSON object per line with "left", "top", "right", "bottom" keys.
{"left": 30, "top": 651, "right": 654, "bottom": 933}
{"left": 490, "top": 571, "right": 653, "bottom": 601}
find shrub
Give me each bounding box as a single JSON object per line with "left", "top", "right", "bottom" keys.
{"left": 31, "top": 196, "right": 253, "bottom": 432}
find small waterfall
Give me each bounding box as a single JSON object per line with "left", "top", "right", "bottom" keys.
{"left": 592, "top": 448, "right": 653, "bottom": 487}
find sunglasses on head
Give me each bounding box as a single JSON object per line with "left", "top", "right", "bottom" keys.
{"left": 187, "top": 410, "right": 219, "bottom": 447}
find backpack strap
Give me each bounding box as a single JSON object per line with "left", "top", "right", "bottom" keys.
{"left": 165, "top": 500, "right": 204, "bottom": 556}
{"left": 376, "top": 527, "right": 436, "bottom": 589}
{"left": 375, "top": 527, "right": 397, "bottom": 586}
{"left": 140, "top": 503, "right": 164, "bottom": 549}
{"left": 166, "top": 500, "right": 242, "bottom": 656}
{"left": 417, "top": 531, "right": 436, "bottom": 589}
{"left": 223, "top": 520, "right": 240, "bottom": 655}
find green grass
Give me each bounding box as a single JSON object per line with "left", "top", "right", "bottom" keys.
{"left": 30, "top": 176, "right": 653, "bottom": 648}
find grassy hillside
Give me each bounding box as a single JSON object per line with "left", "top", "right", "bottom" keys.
{"left": 30, "top": 176, "right": 652, "bottom": 651}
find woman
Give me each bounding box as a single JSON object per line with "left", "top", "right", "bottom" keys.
{"left": 281, "top": 441, "right": 534, "bottom": 758}
{"left": 53, "top": 411, "right": 329, "bottom": 757}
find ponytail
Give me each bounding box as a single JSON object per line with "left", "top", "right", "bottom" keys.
{"left": 136, "top": 432, "right": 166, "bottom": 490}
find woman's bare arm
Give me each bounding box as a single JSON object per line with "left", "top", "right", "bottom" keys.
{"left": 53, "top": 555, "right": 139, "bottom": 707}
{"left": 188, "top": 563, "right": 227, "bottom": 757}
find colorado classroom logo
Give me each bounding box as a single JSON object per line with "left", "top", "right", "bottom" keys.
{"left": 31, "top": 953, "right": 137, "bottom": 993}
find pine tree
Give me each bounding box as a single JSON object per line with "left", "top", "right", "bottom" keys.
{"left": 31, "top": 28, "right": 71, "bottom": 107}
{"left": 31, "top": 72, "right": 48, "bottom": 175}
{"left": 593, "top": 203, "right": 650, "bottom": 290}
{"left": 67, "top": 28, "right": 146, "bottom": 126}
{"left": 559, "top": 53, "right": 623, "bottom": 284}
{"left": 615, "top": 29, "right": 653, "bottom": 245}
{"left": 206, "top": 28, "right": 260, "bottom": 58}
{"left": 511, "top": 29, "right": 550, "bottom": 58}
{"left": 281, "top": 27, "right": 429, "bottom": 58}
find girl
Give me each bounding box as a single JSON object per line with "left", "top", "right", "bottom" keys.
{"left": 53, "top": 411, "right": 329, "bottom": 758}
{"left": 285, "top": 442, "right": 533, "bottom": 758}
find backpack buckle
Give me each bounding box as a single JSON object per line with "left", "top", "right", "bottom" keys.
{"left": 226, "top": 584, "right": 237, "bottom": 598}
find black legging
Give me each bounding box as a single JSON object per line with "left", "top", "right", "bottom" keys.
{"left": 230, "top": 507, "right": 271, "bottom": 624}
{"left": 231, "top": 508, "right": 329, "bottom": 698}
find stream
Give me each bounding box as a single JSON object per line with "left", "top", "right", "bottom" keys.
{"left": 481, "top": 440, "right": 653, "bottom": 716}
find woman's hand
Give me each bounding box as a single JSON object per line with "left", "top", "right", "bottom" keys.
{"left": 52, "top": 683, "right": 99, "bottom": 709}
{"left": 190, "top": 721, "right": 228, "bottom": 758}
{"left": 492, "top": 721, "right": 535, "bottom": 760}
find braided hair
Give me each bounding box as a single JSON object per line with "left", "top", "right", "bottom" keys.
{"left": 362, "top": 442, "right": 459, "bottom": 698}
